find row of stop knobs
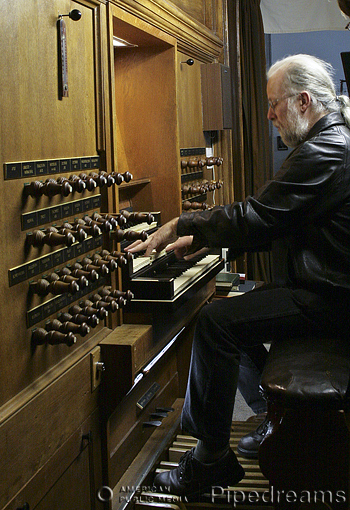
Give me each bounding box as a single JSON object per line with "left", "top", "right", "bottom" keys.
{"left": 30, "top": 250, "right": 132, "bottom": 296}
{"left": 182, "top": 201, "right": 212, "bottom": 211}
{"left": 24, "top": 171, "right": 133, "bottom": 198}
{"left": 181, "top": 157, "right": 223, "bottom": 169}
{"left": 26, "top": 211, "right": 154, "bottom": 248}
{"left": 182, "top": 179, "right": 223, "bottom": 197}
{"left": 31, "top": 286, "right": 133, "bottom": 346}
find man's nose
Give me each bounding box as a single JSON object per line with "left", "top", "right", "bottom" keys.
{"left": 267, "top": 106, "right": 275, "bottom": 120}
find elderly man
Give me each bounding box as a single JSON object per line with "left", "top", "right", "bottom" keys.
{"left": 126, "top": 54, "right": 350, "bottom": 501}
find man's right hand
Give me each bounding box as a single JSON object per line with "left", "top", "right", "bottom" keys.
{"left": 125, "top": 217, "right": 181, "bottom": 257}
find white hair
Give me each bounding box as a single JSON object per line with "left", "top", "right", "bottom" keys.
{"left": 268, "top": 54, "right": 350, "bottom": 127}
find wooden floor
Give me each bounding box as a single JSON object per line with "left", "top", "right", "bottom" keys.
{"left": 135, "top": 417, "right": 273, "bottom": 510}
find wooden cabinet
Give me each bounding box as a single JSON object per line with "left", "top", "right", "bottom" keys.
{"left": 0, "top": 1, "right": 109, "bottom": 508}
{"left": 0, "top": 1, "right": 227, "bottom": 508}
{"left": 0, "top": 0, "right": 109, "bottom": 408}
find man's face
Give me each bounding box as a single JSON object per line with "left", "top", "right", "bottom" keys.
{"left": 267, "top": 71, "right": 310, "bottom": 148}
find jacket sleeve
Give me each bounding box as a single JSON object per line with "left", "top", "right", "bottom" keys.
{"left": 177, "top": 134, "right": 349, "bottom": 250}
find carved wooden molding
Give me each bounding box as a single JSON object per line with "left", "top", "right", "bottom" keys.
{"left": 110, "top": 0, "right": 223, "bottom": 62}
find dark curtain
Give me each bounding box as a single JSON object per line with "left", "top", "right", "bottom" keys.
{"left": 227, "top": 0, "right": 272, "bottom": 282}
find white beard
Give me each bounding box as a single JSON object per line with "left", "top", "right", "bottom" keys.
{"left": 278, "top": 102, "right": 311, "bottom": 148}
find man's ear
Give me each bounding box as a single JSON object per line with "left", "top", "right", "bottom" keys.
{"left": 299, "top": 91, "right": 312, "bottom": 112}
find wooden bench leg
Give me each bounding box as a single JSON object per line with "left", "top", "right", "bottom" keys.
{"left": 259, "top": 403, "right": 350, "bottom": 509}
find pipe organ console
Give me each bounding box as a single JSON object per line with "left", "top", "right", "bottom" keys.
{"left": 3, "top": 153, "right": 224, "bottom": 510}
{"left": 0, "top": 2, "right": 235, "bottom": 510}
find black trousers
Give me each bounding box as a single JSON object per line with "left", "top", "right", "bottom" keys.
{"left": 181, "top": 283, "right": 346, "bottom": 448}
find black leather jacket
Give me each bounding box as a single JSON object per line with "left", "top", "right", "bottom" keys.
{"left": 177, "top": 112, "right": 350, "bottom": 297}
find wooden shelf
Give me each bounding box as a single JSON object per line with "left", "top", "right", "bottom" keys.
{"left": 119, "top": 177, "right": 151, "bottom": 189}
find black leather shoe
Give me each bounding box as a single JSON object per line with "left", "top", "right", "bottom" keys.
{"left": 237, "top": 416, "right": 270, "bottom": 459}
{"left": 153, "top": 447, "right": 245, "bottom": 502}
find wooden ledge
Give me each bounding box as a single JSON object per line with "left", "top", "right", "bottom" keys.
{"left": 110, "top": 0, "right": 223, "bottom": 62}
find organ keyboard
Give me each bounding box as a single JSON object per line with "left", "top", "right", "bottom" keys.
{"left": 127, "top": 250, "right": 224, "bottom": 308}
{"left": 125, "top": 220, "right": 158, "bottom": 234}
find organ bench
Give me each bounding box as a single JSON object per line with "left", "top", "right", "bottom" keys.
{"left": 259, "top": 336, "right": 350, "bottom": 510}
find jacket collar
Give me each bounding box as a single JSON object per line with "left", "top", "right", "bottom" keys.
{"left": 305, "top": 111, "right": 345, "bottom": 141}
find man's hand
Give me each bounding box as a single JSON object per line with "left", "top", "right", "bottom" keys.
{"left": 162, "top": 236, "right": 194, "bottom": 259}
{"left": 125, "top": 217, "right": 180, "bottom": 257}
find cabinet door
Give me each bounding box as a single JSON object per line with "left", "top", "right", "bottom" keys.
{"left": 34, "top": 447, "right": 92, "bottom": 510}
{"left": 0, "top": 0, "right": 106, "bottom": 164}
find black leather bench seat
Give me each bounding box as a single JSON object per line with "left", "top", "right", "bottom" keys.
{"left": 260, "top": 336, "right": 350, "bottom": 410}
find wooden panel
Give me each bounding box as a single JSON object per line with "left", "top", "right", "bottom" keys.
{"left": 170, "top": 0, "right": 225, "bottom": 42}
{"left": 34, "top": 447, "right": 92, "bottom": 510}
{"left": 100, "top": 324, "right": 153, "bottom": 410}
{"left": 106, "top": 354, "right": 179, "bottom": 488}
{"left": 0, "top": 353, "right": 100, "bottom": 509}
{"left": 7, "top": 409, "right": 103, "bottom": 510}
{"left": 0, "top": 0, "right": 98, "bottom": 163}
{"left": 0, "top": 0, "right": 111, "bottom": 412}
{"left": 169, "top": 0, "right": 205, "bottom": 25}
{"left": 101, "top": 324, "right": 153, "bottom": 375}
{"left": 109, "top": 5, "right": 181, "bottom": 224}
{"left": 108, "top": 0, "right": 223, "bottom": 62}
{"left": 201, "top": 63, "right": 232, "bottom": 131}
{"left": 177, "top": 51, "right": 207, "bottom": 149}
